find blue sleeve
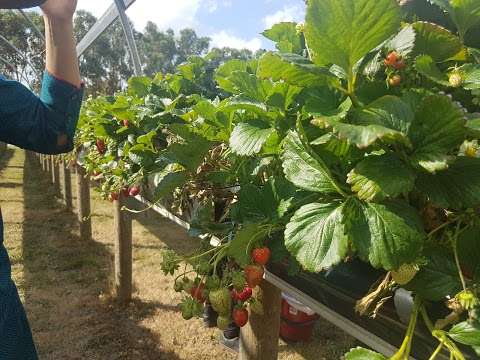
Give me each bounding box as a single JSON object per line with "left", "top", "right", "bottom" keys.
{"left": 0, "top": 71, "right": 83, "bottom": 155}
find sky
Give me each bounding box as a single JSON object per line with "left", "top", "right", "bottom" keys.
{"left": 74, "top": 0, "right": 306, "bottom": 51}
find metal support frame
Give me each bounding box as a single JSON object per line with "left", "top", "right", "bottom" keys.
{"left": 0, "top": 34, "right": 41, "bottom": 77}
{"left": 113, "top": 0, "right": 142, "bottom": 76}
{"left": 76, "top": 0, "right": 136, "bottom": 57}
{"left": 19, "top": 10, "right": 45, "bottom": 42}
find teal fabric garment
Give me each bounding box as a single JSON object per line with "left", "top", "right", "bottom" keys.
{"left": 0, "top": 72, "right": 83, "bottom": 359}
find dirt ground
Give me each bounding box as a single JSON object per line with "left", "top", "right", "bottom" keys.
{"left": 0, "top": 147, "right": 355, "bottom": 360}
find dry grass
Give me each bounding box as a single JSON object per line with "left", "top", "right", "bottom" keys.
{"left": 0, "top": 147, "right": 355, "bottom": 360}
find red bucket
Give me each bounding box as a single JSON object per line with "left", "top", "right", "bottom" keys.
{"left": 280, "top": 296, "right": 319, "bottom": 342}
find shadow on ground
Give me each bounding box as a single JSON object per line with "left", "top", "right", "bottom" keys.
{"left": 19, "top": 151, "right": 181, "bottom": 360}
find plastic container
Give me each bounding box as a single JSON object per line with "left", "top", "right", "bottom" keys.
{"left": 280, "top": 293, "right": 319, "bottom": 342}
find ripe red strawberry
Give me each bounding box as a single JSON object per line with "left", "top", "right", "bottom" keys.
{"left": 190, "top": 282, "right": 206, "bottom": 303}
{"left": 233, "top": 308, "right": 249, "bottom": 327}
{"left": 232, "top": 287, "right": 252, "bottom": 302}
{"left": 384, "top": 51, "right": 399, "bottom": 66}
{"left": 129, "top": 185, "right": 141, "bottom": 197}
{"left": 244, "top": 265, "right": 264, "bottom": 288}
{"left": 252, "top": 247, "right": 271, "bottom": 266}
{"left": 392, "top": 58, "right": 405, "bottom": 70}
{"left": 96, "top": 139, "right": 106, "bottom": 154}
{"left": 109, "top": 192, "right": 119, "bottom": 202}
{"left": 121, "top": 187, "right": 130, "bottom": 197}
{"left": 122, "top": 119, "right": 130, "bottom": 127}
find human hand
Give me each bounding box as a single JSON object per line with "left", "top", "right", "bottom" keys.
{"left": 41, "top": 0, "right": 77, "bottom": 22}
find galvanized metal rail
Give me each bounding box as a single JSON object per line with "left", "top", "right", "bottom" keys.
{"left": 76, "top": 0, "right": 137, "bottom": 57}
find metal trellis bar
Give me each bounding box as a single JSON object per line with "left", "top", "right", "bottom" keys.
{"left": 0, "top": 34, "right": 42, "bottom": 78}
{"left": 113, "top": 0, "right": 142, "bottom": 76}
{"left": 18, "top": 9, "right": 45, "bottom": 42}
{"left": 76, "top": 0, "right": 136, "bottom": 57}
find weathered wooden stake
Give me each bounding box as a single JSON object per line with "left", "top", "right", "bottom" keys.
{"left": 46, "top": 155, "right": 51, "bottom": 176}
{"left": 52, "top": 157, "right": 60, "bottom": 195}
{"left": 114, "top": 193, "right": 133, "bottom": 305}
{"left": 239, "top": 281, "right": 282, "bottom": 360}
{"left": 62, "top": 159, "right": 73, "bottom": 211}
{"left": 76, "top": 165, "right": 92, "bottom": 241}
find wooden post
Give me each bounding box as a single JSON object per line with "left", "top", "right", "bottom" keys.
{"left": 62, "top": 159, "right": 73, "bottom": 211}
{"left": 76, "top": 165, "right": 92, "bottom": 242}
{"left": 239, "top": 281, "right": 282, "bottom": 360}
{"left": 46, "top": 155, "right": 51, "bottom": 176}
{"left": 52, "top": 156, "right": 60, "bottom": 195}
{"left": 114, "top": 193, "right": 133, "bottom": 305}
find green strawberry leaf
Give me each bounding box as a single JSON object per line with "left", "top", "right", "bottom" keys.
{"left": 448, "top": 321, "right": 480, "bottom": 346}
{"left": 153, "top": 171, "right": 188, "bottom": 200}
{"left": 236, "top": 177, "right": 298, "bottom": 222}
{"left": 305, "top": 0, "right": 401, "bottom": 73}
{"left": 415, "top": 157, "right": 480, "bottom": 210}
{"left": 457, "top": 225, "right": 480, "bottom": 281}
{"left": 224, "top": 71, "right": 272, "bottom": 101}
{"left": 257, "top": 52, "right": 338, "bottom": 88}
{"left": 346, "top": 198, "right": 425, "bottom": 270}
{"left": 282, "top": 131, "right": 342, "bottom": 195}
{"left": 408, "top": 95, "right": 466, "bottom": 173}
{"left": 415, "top": 55, "right": 450, "bottom": 86}
{"left": 430, "top": 0, "right": 480, "bottom": 40}
{"left": 412, "top": 21, "right": 464, "bottom": 62}
{"left": 457, "top": 63, "right": 480, "bottom": 90}
{"left": 351, "top": 95, "right": 415, "bottom": 134}
{"left": 285, "top": 202, "right": 349, "bottom": 272}
{"left": 262, "top": 22, "right": 304, "bottom": 54}
{"left": 317, "top": 117, "right": 411, "bottom": 149}
{"left": 215, "top": 59, "right": 248, "bottom": 94}
{"left": 345, "top": 347, "right": 387, "bottom": 360}
{"left": 229, "top": 121, "right": 277, "bottom": 156}
{"left": 347, "top": 153, "right": 415, "bottom": 201}
{"left": 127, "top": 76, "right": 152, "bottom": 97}
{"left": 221, "top": 96, "right": 269, "bottom": 117}
{"left": 406, "top": 246, "right": 462, "bottom": 301}
{"left": 227, "top": 223, "right": 269, "bottom": 267}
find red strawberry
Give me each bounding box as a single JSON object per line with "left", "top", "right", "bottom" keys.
{"left": 121, "top": 187, "right": 130, "bottom": 197}
{"left": 233, "top": 308, "right": 249, "bottom": 327}
{"left": 123, "top": 119, "right": 130, "bottom": 127}
{"left": 384, "top": 51, "right": 399, "bottom": 66}
{"left": 232, "top": 287, "right": 252, "bottom": 302}
{"left": 244, "top": 265, "right": 264, "bottom": 288}
{"left": 190, "top": 282, "right": 206, "bottom": 303}
{"left": 129, "top": 185, "right": 141, "bottom": 197}
{"left": 96, "top": 139, "right": 106, "bottom": 154}
{"left": 392, "top": 58, "right": 405, "bottom": 70}
{"left": 252, "top": 247, "right": 271, "bottom": 266}
{"left": 109, "top": 192, "right": 119, "bottom": 202}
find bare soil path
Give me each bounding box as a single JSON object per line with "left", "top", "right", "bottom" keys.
{"left": 0, "top": 147, "right": 354, "bottom": 360}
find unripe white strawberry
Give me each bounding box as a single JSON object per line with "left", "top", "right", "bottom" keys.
{"left": 449, "top": 72, "right": 463, "bottom": 88}
{"left": 391, "top": 263, "right": 419, "bottom": 285}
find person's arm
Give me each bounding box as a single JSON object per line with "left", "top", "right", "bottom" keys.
{"left": 0, "top": 0, "right": 83, "bottom": 155}
{"left": 42, "top": 0, "right": 81, "bottom": 88}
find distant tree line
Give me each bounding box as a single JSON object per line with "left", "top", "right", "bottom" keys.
{"left": 0, "top": 10, "right": 264, "bottom": 95}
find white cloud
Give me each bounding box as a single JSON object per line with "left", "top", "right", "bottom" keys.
{"left": 126, "top": 0, "right": 201, "bottom": 31}
{"left": 76, "top": 0, "right": 202, "bottom": 32}
{"left": 210, "top": 30, "right": 262, "bottom": 51}
{"left": 263, "top": 5, "right": 305, "bottom": 29}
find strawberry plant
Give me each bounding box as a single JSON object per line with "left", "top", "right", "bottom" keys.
{"left": 77, "top": 0, "right": 480, "bottom": 357}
